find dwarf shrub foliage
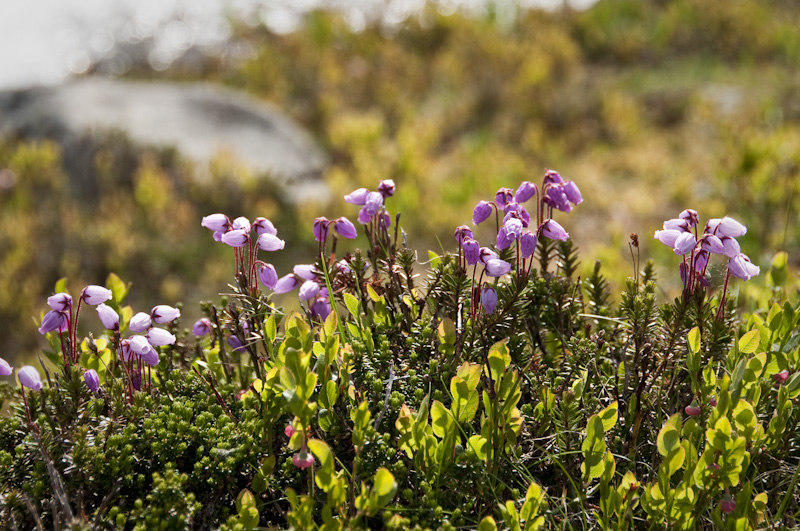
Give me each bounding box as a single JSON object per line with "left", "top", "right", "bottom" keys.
{"left": 1, "top": 172, "right": 799, "bottom": 531}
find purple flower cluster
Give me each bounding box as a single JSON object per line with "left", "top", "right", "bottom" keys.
{"left": 460, "top": 170, "right": 581, "bottom": 317}
{"left": 345, "top": 179, "right": 395, "bottom": 225}
{"left": 654, "top": 210, "right": 759, "bottom": 318}
{"left": 654, "top": 211, "right": 759, "bottom": 286}
{"left": 37, "top": 283, "right": 178, "bottom": 398}
{"left": 202, "top": 213, "right": 284, "bottom": 296}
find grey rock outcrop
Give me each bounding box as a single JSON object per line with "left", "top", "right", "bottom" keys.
{"left": 0, "top": 77, "right": 328, "bottom": 201}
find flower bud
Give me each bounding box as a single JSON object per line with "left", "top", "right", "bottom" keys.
{"left": 514, "top": 181, "right": 537, "bottom": 203}
{"left": 313, "top": 217, "right": 329, "bottom": 242}
{"left": 221, "top": 228, "right": 249, "bottom": 248}
{"left": 231, "top": 216, "right": 251, "bottom": 232}
{"left": 285, "top": 424, "right": 296, "bottom": 438}
{"left": 520, "top": 232, "right": 538, "bottom": 259}
{"left": 540, "top": 219, "right": 569, "bottom": 242}
{"left": 462, "top": 238, "right": 480, "bottom": 266}
{"left": 378, "top": 179, "right": 395, "bottom": 198}
{"left": 299, "top": 280, "right": 320, "bottom": 301}
{"left": 344, "top": 188, "right": 369, "bottom": 205}
{"left": 773, "top": 370, "right": 789, "bottom": 384}
{"left": 485, "top": 259, "right": 511, "bottom": 277}
{"left": 685, "top": 403, "right": 701, "bottom": 417}
{"left": 719, "top": 499, "right": 736, "bottom": 515}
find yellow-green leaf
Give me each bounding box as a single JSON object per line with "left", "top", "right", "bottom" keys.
{"left": 738, "top": 330, "right": 760, "bottom": 354}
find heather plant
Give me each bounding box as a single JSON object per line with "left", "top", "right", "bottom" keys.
{"left": 1, "top": 169, "right": 799, "bottom": 531}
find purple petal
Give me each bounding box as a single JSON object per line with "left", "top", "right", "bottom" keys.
{"left": 82, "top": 285, "right": 113, "bottom": 305}
{"left": 0, "top": 357, "right": 13, "bottom": 376}
{"left": 47, "top": 293, "right": 72, "bottom": 312}
{"left": 259, "top": 263, "right": 278, "bottom": 289}
{"left": 462, "top": 238, "right": 480, "bottom": 266}
{"left": 728, "top": 254, "right": 760, "bottom": 280}
{"left": 97, "top": 303, "right": 120, "bottom": 331}
{"left": 485, "top": 259, "right": 511, "bottom": 277}
{"left": 378, "top": 179, "right": 395, "bottom": 198}
{"left": 192, "top": 318, "right": 212, "bottom": 337}
{"left": 494, "top": 188, "right": 514, "bottom": 208}
{"left": 201, "top": 213, "right": 230, "bottom": 232}
{"left": 151, "top": 305, "right": 180, "bottom": 324}
{"left": 520, "top": 232, "right": 538, "bottom": 259}
{"left": 334, "top": 217, "right": 357, "bottom": 239}
{"left": 129, "top": 312, "right": 152, "bottom": 333}
{"left": 232, "top": 216, "right": 251, "bottom": 232}
{"left": 18, "top": 366, "right": 43, "bottom": 391}
{"left": 84, "top": 369, "right": 100, "bottom": 392}
{"left": 717, "top": 216, "right": 747, "bottom": 238}
{"left": 344, "top": 188, "right": 370, "bottom": 205}
{"left": 654, "top": 229, "right": 681, "bottom": 248}
{"left": 479, "top": 247, "right": 498, "bottom": 264}
{"left": 721, "top": 237, "right": 740, "bottom": 258}
{"left": 481, "top": 286, "right": 498, "bottom": 314}
{"left": 298, "top": 280, "right": 321, "bottom": 301}
{"left": 700, "top": 234, "right": 725, "bottom": 254}
{"left": 258, "top": 233, "right": 285, "bottom": 251}
{"left": 543, "top": 169, "right": 563, "bottom": 184}
{"left": 146, "top": 328, "right": 176, "bottom": 347}
{"left": 541, "top": 219, "right": 569, "bottom": 242}
{"left": 472, "top": 201, "right": 493, "bottom": 225}
{"left": 274, "top": 274, "right": 300, "bottom": 294}
{"left": 673, "top": 232, "right": 697, "bottom": 255}
{"left": 252, "top": 217, "right": 277, "bottom": 236}
{"left": 38, "top": 309, "right": 68, "bottom": 335}
{"left": 663, "top": 218, "right": 688, "bottom": 231}
{"left": 222, "top": 229, "right": 249, "bottom": 248}
{"left": 514, "top": 181, "right": 537, "bottom": 203}
{"left": 563, "top": 181, "right": 582, "bottom": 205}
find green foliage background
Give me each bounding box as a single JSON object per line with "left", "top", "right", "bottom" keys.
{"left": 2, "top": 0, "right": 799, "bottom": 359}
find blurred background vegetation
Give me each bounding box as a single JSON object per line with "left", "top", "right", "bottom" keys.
{"left": 2, "top": 0, "right": 799, "bottom": 361}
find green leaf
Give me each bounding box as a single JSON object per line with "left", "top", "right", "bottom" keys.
{"left": 343, "top": 293, "right": 360, "bottom": 318}
{"left": 428, "top": 251, "right": 441, "bottom": 269}
{"left": 366, "top": 284, "right": 383, "bottom": 303}
{"left": 657, "top": 416, "right": 681, "bottom": 457}
{"left": 687, "top": 327, "right": 701, "bottom": 354}
{"left": 264, "top": 313, "right": 276, "bottom": 344}
{"left": 105, "top": 272, "right": 130, "bottom": 304}
{"left": 307, "top": 439, "right": 335, "bottom": 491}
{"left": 370, "top": 468, "right": 397, "bottom": 509}
{"left": 468, "top": 435, "right": 488, "bottom": 461}
{"left": 236, "top": 488, "right": 257, "bottom": 513}
{"left": 54, "top": 277, "right": 68, "bottom": 294}
{"left": 323, "top": 311, "right": 338, "bottom": 340}
{"left": 430, "top": 400, "right": 450, "bottom": 438}
{"left": 738, "top": 330, "right": 760, "bottom": 354}
{"left": 598, "top": 401, "right": 619, "bottom": 432}
{"left": 478, "top": 516, "right": 498, "bottom": 531}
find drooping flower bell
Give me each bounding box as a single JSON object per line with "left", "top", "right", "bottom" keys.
{"left": 462, "top": 238, "right": 480, "bottom": 266}
{"left": 258, "top": 263, "right": 278, "bottom": 289}
{"left": 540, "top": 219, "right": 569, "bottom": 242}
{"left": 201, "top": 213, "right": 231, "bottom": 232}
{"left": 313, "top": 217, "right": 329, "bottom": 242}
{"left": 334, "top": 217, "right": 357, "bottom": 239}
{"left": 299, "top": 280, "right": 321, "bottom": 301}
{"left": 252, "top": 217, "right": 277, "bottom": 236}
{"left": 378, "top": 179, "right": 395, "bottom": 198}
{"left": 129, "top": 312, "right": 152, "bottom": 333}
{"left": 344, "top": 188, "right": 369, "bottom": 205}
{"left": 514, "top": 181, "right": 537, "bottom": 203}
{"left": 481, "top": 286, "right": 498, "bottom": 314}
{"left": 274, "top": 274, "right": 300, "bottom": 294}
{"left": 454, "top": 225, "right": 473, "bottom": 245}
{"left": 292, "top": 450, "right": 315, "bottom": 469}
{"left": 97, "top": 303, "right": 120, "bottom": 331}
{"left": 84, "top": 369, "right": 100, "bottom": 392}
{"left": 728, "top": 254, "right": 760, "bottom": 280}
{"left": 192, "top": 318, "right": 212, "bottom": 337}
{"left": 146, "top": 328, "right": 176, "bottom": 347}
{"left": 472, "top": 201, "right": 493, "bottom": 225}
{"left": 485, "top": 259, "right": 512, "bottom": 277}
{"left": 151, "top": 305, "right": 180, "bottom": 324}
{"left": 18, "top": 366, "right": 43, "bottom": 391}
{"left": 520, "top": 232, "right": 538, "bottom": 259}
{"left": 82, "top": 285, "right": 113, "bottom": 305}
{"left": 47, "top": 293, "right": 72, "bottom": 312}
{"left": 39, "top": 310, "right": 68, "bottom": 335}
{"left": 258, "top": 233, "right": 285, "bottom": 251}
{"left": 0, "top": 357, "right": 12, "bottom": 376}
{"left": 221, "top": 229, "right": 249, "bottom": 248}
